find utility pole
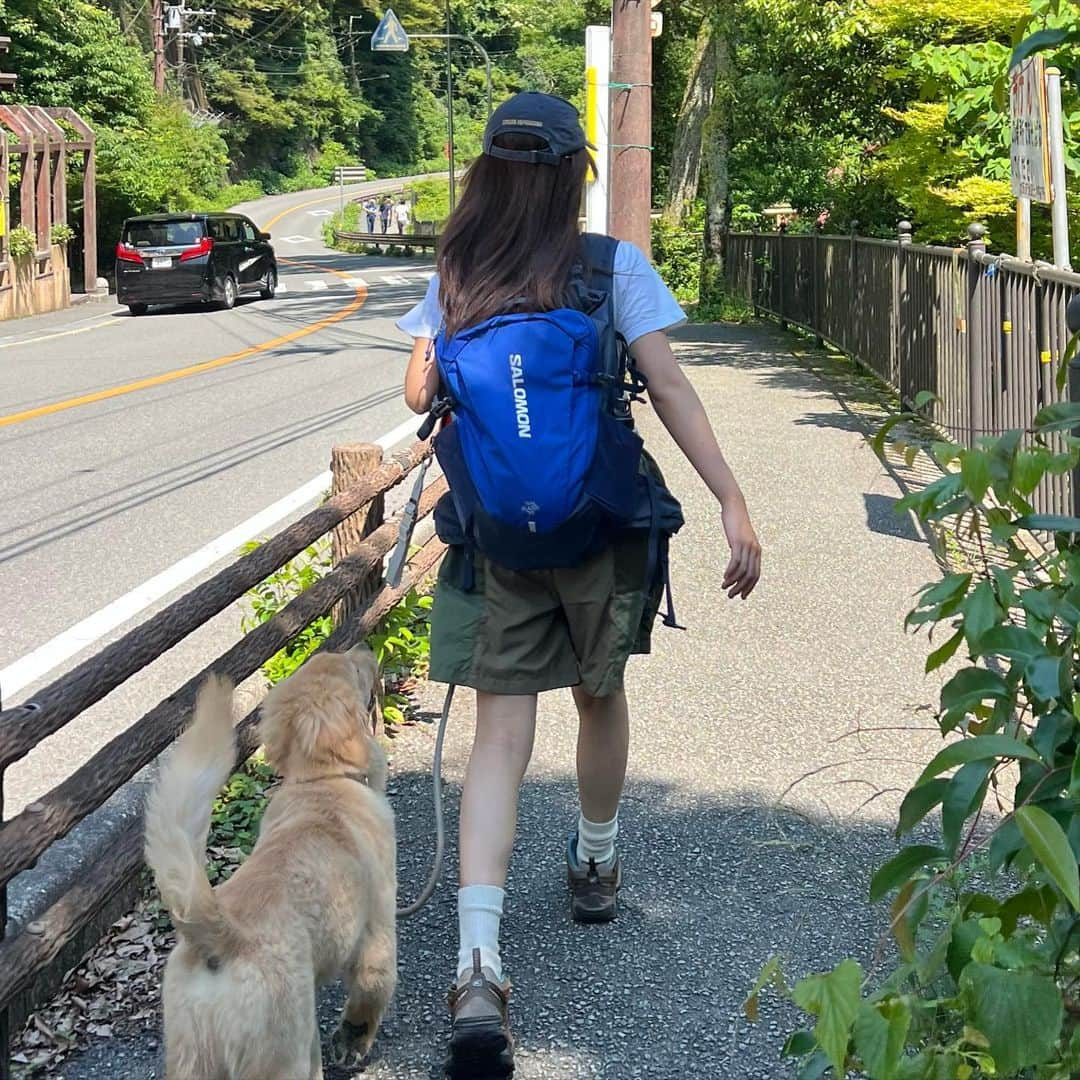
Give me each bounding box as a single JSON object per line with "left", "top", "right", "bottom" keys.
{"left": 165, "top": 5, "right": 215, "bottom": 102}
{"left": 610, "top": 0, "right": 652, "bottom": 254}
{"left": 150, "top": 0, "right": 166, "bottom": 93}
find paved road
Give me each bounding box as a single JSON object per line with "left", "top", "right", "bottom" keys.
{"left": 54, "top": 322, "right": 952, "bottom": 1078}
{"left": 0, "top": 176, "right": 436, "bottom": 813}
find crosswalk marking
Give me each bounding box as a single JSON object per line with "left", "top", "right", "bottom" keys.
{"left": 343, "top": 277, "right": 368, "bottom": 289}
{"left": 275, "top": 282, "right": 288, "bottom": 294}
{"left": 305, "top": 280, "right": 329, "bottom": 291}
{"left": 381, "top": 274, "right": 410, "bottom": 285}
{"left": 280, "top": 235, "right": 311, "bottom": 244}
{"left": 307, "top": 209, "right": 334, "bottom": 217}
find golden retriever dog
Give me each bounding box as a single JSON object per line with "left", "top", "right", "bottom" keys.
{"left": 144, "top": 647, "right": 396, "bottom": 1080}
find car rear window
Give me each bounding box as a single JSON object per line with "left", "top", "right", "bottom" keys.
{"left": 123, "top": 219, "right": 205, "bottom": 248}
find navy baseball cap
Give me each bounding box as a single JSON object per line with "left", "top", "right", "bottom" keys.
{"left": 482, "top": 91, "right": 587, "bottom": 165}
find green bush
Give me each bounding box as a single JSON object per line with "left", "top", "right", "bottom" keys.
{"left": 205, "top": 180, "right": 267, "bottom": 212}
{"left": 8, "top": 225, "right": 36, "bottom": 259}
{"left": 49, "top": 222, "right": 76, "bottom": 246}
{"left": 652, "top": 205, "right": 705, "bottom": 305}
{"left": 238, "top": 536, "right": 433, "bottom": 726}
{"left": 206, "top": 755, "right": 277, "bottom": 881}
{"left": 239, "top": 540, "right": 333, "bottom": 687}
{"left": 752, "top": 392, "right": 1080, "bottom": 1079}
{"left": 405, "top": 178, "right": 456, "bottom": 226}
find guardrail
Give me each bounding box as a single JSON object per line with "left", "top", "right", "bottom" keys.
{"left": 0, "top": 438, "right": 446, "bottom": 1074}
{"left": 725, "top": 222, "right": 1080, "bottom": 517}
{"left": 333, "top": 227, "right": 438, "bottom": 253}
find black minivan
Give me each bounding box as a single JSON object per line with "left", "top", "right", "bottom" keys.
{"left": 116, "top": 212, "right": 278, "bottom": 315}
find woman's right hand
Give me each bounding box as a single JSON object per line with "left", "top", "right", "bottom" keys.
{"left": 720, "top": 502, "right": 761, "bottom": 599}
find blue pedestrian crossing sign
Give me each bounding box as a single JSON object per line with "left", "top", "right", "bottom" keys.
{"left": 371, "top": 8, "right": 409, "bottom": 52}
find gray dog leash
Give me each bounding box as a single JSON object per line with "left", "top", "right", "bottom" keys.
{"left": 396, "top": 682, "right": 454, "bottom": 919}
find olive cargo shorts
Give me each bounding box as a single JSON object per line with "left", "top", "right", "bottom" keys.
{"left": 429, "top": 533, "right": 662, "bottom": 697}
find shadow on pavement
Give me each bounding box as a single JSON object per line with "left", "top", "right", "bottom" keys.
{"left": 57, "top": 771, "right": 903, "bottom": 1080}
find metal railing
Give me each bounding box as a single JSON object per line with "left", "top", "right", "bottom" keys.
{"left": 0, "top": 438, "right": 445, "bottom": 1075}
{"left": 333, "top": 227, "right": 438, "bottom": 251}
{"left": 725, "top": 222, "right": 1080, "bottom": 516}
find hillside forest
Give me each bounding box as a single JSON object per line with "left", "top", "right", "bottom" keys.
{"left": 6, "top": 0, "right": 1080, "bottom": 289}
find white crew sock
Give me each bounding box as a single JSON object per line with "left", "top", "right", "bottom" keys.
{"left": 576, "top": 811, "right": 619, "bottom": 867}
{"left": 457, "top": 884, "right": 505, "bottom": 981}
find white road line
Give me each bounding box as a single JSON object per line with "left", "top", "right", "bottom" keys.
{"left": 307, "top": 210, "right": 334, "bottom": 217}
{"left": 275, "top": 282, "right": 289, "bottom": 294}
{"left": 280, "top": 235, "right": 311, "bottom": 244}
{"left": 305, "top": 280, "right": 329, "bottom": 291}
{"left": 380, "top": 275, "right": 410, "bottom": 285}
{"left": 343, "top": 277, "right": 368, "bottom": 289}
{"left": 0, "top": 413, "right": 421, "bottom": 701}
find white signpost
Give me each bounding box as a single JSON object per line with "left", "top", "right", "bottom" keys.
{"left": 1010, "top": 56, "right": 1051, "bottom": 204}
{"left": 1010, "top": 55, "right": 1070, "bottom": 267}
{"left": 584, "top": 25, "right": 610, "bottom": 235}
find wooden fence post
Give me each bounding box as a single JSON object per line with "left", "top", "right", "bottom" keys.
{"left": 330, "top": 444, "right": 385, "bottom": 633}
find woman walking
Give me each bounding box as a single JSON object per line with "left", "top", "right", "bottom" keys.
{"left": 397, "top": 91, "right": 760, "bottom": 1078}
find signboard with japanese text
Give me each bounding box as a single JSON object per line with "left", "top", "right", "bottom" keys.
{"left": 1010, "top": 55, "right": 1052, "bottom": 203}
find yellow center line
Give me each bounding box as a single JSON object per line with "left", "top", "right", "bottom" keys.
{"left": 0, "top": 260, "right": 367, "bottom": 429}
{"left": 260, "top": 189, "right": 359, "bottom": 232}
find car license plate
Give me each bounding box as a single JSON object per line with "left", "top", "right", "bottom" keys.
{"left": 152, "top": 257, "right": 172, "bottom": 270}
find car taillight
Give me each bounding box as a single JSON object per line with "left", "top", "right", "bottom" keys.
{"left": 179, "top": 236, "right": 214, "bottom": 262}
{"left": 116, "top": 241, "right": 143, "bottom": 264}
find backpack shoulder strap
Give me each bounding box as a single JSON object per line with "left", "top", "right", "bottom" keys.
{"left": 580, "top": 232, "right": 618, "bottom": 293}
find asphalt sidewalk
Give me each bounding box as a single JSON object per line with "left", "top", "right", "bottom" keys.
{"left": 56, "top": 320, "right": 951, "bottom": 1079}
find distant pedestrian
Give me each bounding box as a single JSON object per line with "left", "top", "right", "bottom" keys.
{"left": 362, "top": 197, "right": 377, "bottom": 234}
{"left": 394, "top": 198, "right": 410, "bottom": 236}
{"left": 379, "top": 196, "right": 392, "bottom": 234}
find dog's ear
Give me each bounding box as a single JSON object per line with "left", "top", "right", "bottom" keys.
{"left": 346, "top": 646, "right": 379, "bottom": 705}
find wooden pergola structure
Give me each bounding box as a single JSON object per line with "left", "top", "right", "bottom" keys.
{"left": 0, "top": 104, "right": 97, "bottom": 294}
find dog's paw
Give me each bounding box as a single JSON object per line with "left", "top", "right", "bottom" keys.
{"left": 331, "top": 1020, "right": 370, "bottom": 1067}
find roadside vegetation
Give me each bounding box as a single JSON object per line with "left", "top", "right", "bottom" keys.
{"left": 18, "top": 1, "right": 1080, "bottom": 299}
{"left": 741, "top": 381, "right": 1080, "bottom": 1076}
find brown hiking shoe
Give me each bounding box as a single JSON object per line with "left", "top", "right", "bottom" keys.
{"left": 445, "top": 948, "right": 514, "bottom": 1078}
{"left": 566, "top": 832, "right": 621, "bottom": 923}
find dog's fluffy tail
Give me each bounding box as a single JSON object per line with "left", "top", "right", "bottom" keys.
{"left": 144, "top": 675, "right": 241, "bottom": 961}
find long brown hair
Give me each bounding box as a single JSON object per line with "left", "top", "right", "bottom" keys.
{"left": 437, "top": 132, "right": 592, "bottom": 336}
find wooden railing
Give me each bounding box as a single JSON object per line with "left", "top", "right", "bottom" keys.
{"left": 0, "top": 438, "right": 446, "bottom": 1074}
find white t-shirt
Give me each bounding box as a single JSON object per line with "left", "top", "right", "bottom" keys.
{"left": 396, "top": 239, "right": 686, "bottom": 345}
{"left": 394, "top": 203, "right": 410, "bottom": 224}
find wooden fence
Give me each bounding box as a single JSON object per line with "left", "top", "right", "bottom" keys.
{"left": 0, "top": 438, "right": 446, "bottom": 1075}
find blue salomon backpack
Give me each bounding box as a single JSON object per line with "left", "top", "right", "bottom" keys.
{"left": 425, "top": 233, "right": 683, "bottom": 616}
